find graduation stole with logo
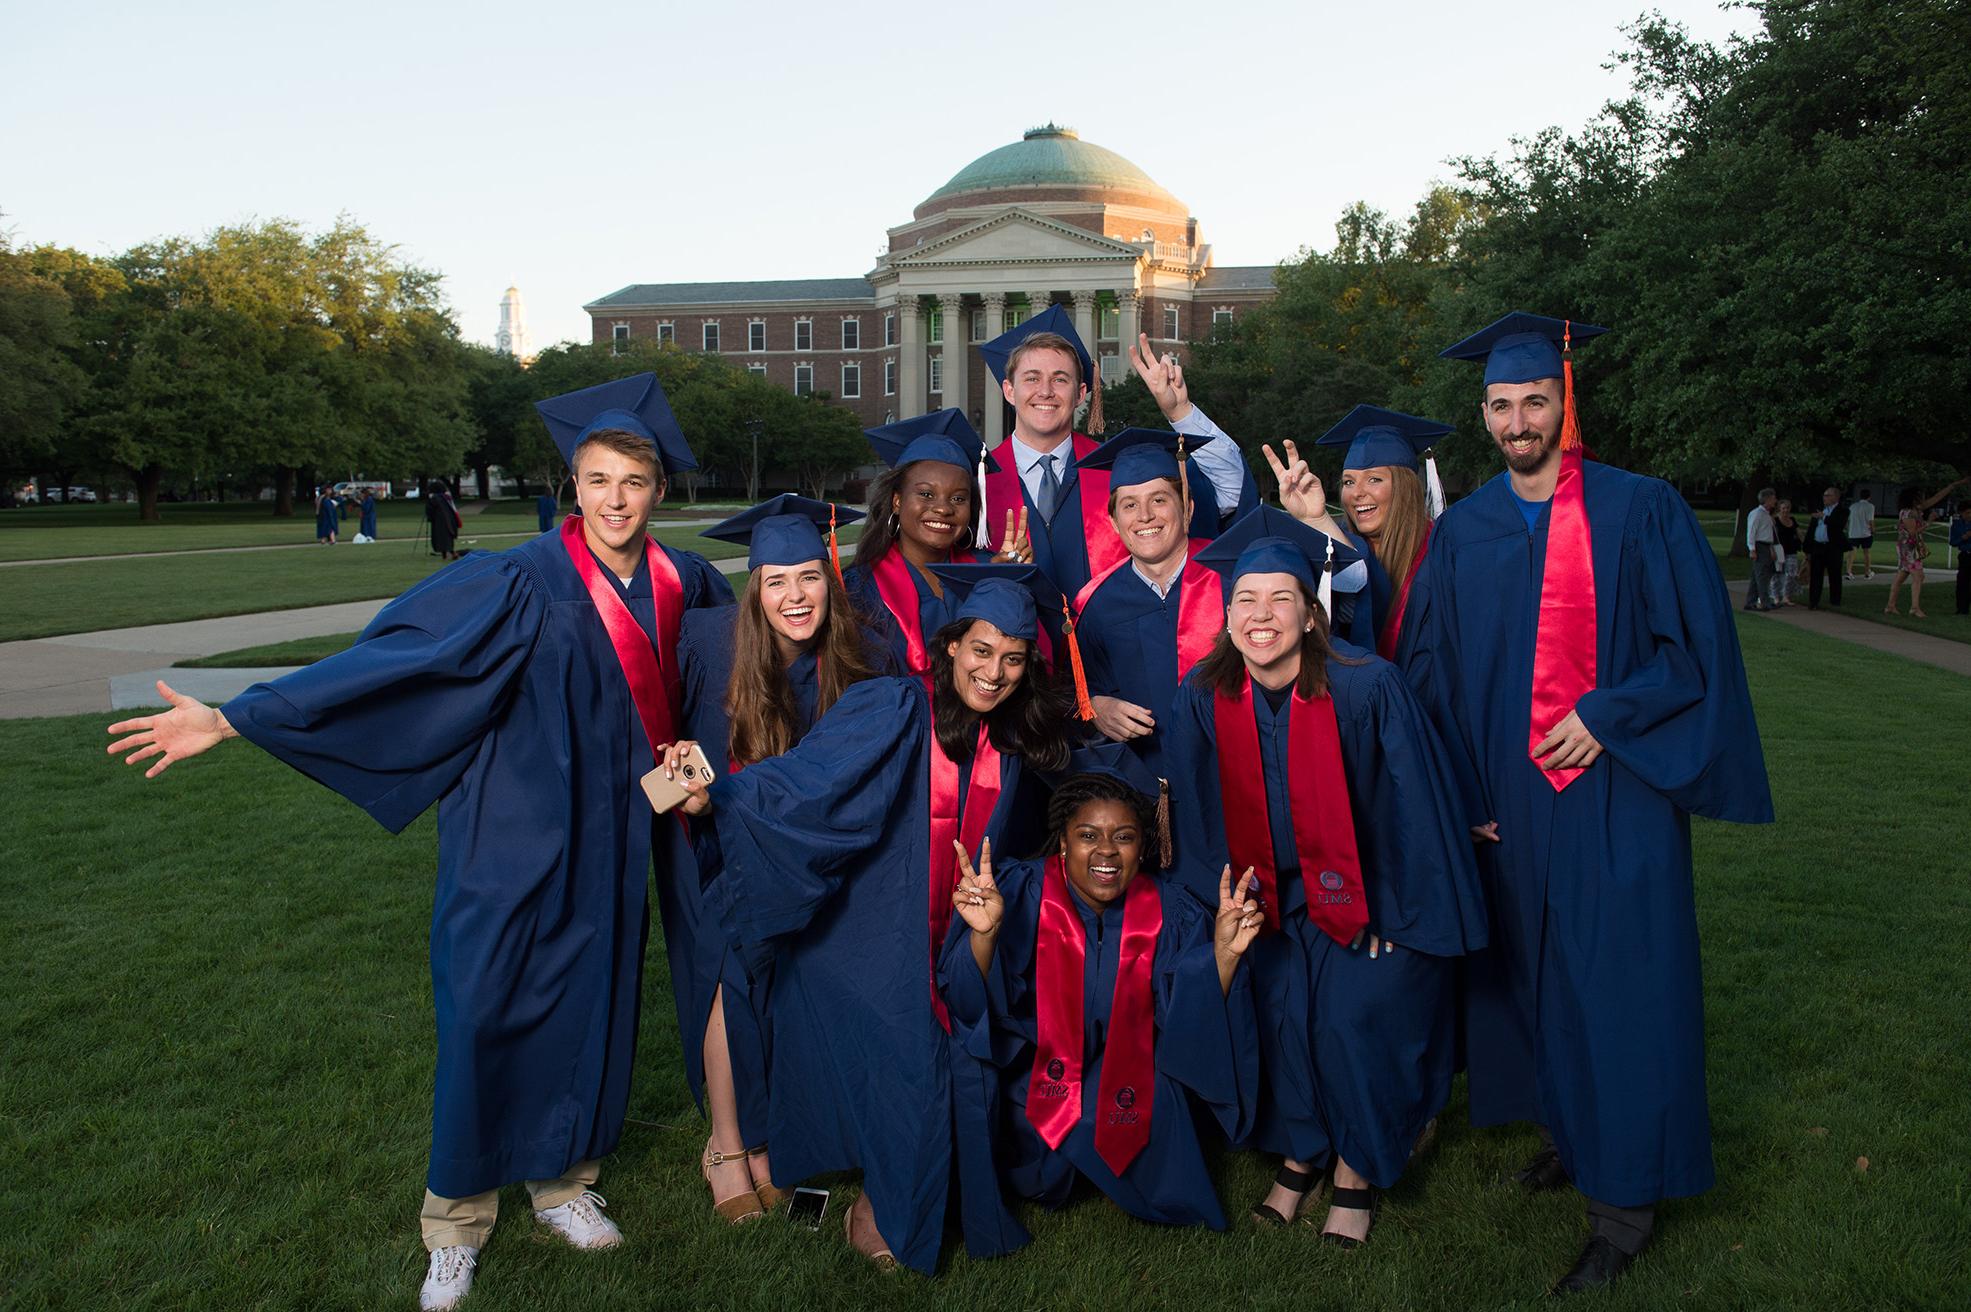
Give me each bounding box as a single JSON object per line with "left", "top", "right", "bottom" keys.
{"left": 560, "top": 515, "right": 684, "bottom": 759}
{"left": 1377, "top": 523, "right": 1431, "bottom": 661}
{"left": 1073, "top": 540, "right": 1225, "bottom": 683}
{"left": 1212, "top": 675, "right": 1368, "bottom": 945}
{"left": 1027, "top": 856, "right": 1161, "bottom": 1176}
{"left": 984, "top": 433, "right": 1125, "bottom": 580}
{"left": 926, "top": 686, "right": 1002, "bottom": 1032}
{"left": 869, "top": 547, "right": 976, "bottom": 674}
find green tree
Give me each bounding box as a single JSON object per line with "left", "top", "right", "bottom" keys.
{"left": 0, "top": 239, "right": 91, "bottom": 492}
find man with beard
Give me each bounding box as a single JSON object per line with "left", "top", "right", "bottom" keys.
{"left": 1398, "top": 313, "right": 1773, "bottom": 1294}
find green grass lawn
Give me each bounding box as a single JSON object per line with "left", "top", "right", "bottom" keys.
{"left": 3, "top": 616, "right": 1966, "bottom": 1309}
{"left": 174, "top": 633, "right": 363, "bottom": 668}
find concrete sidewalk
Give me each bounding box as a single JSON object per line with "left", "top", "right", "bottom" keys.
{"left": 1749, "top": 605, "right": 1971, "bottom": 677}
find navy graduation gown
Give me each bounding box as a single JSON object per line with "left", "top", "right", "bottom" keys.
{"left": 1074, "top": 562, "right": 1222, "bottom": 782}
{"left": 843, "top": 554, "right": 959, "bottom": 674}
{"left": 358, "top": 496, "right": 378, "bottom": 538}
{"left": 938, "top": 860, "right": 1258, "bottom": 1230}
{"left": 1002, "top": 451, "right": 1232, "bottom": 600}
{"left": 1398, "top": 464, "right": 1772, "bottom": 1207}
{"left": 315, "top": 496, "right": 339, "bottom": 537}
{"left": 703, "top": 678, "right": 1041, "bottom": 1274}
{"left": 1162, "top": 649, "right": 1486, "bottom": 1185}
{"left": 221, "top": 531, "right": 730, "bottom": 1198}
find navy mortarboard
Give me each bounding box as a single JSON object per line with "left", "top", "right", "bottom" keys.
{"left": 1074, "top": 427, "right": 1189, "bottom": 492}
{"left": 1316, "top": 404, "right": 1455, "bottom": 519}
{"left": 534, "top": 372, "right": 698, "bottom": 476}
{"left": 1196, "top": 505, "right": 1364, "bottom": 618}
{"left": 701, "top": 493, "right": 864, "bottom": 581}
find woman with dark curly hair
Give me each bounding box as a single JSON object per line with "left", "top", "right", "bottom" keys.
{"left": 938, "top": 745, "right": 1264, "bottom": 1231}
{"left": 666, "top": 564, "right": 1067, "bottom": 1274}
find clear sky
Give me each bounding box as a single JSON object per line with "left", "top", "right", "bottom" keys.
{"left": 3, "top": 0, "right": 1749, "bottom": 352}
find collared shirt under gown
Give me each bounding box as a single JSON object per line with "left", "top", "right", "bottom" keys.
{"left": 1161, "top": 646, "right": 1487, "bottom": 1185}
{"left": 702, "top": 677, "right": 1044, "bottom": 1274}
{"left": 1397, "top": 462, "right": 1773, "bottom": 1207}
{"left": 220, "top": 530, "right": 731, "bottom": 1198}
{"left": 1074, "top": 560, "right": 1223, "bottom": 782}
{"left": 938, "top": 861, "right": 1259, "bottom": 1229}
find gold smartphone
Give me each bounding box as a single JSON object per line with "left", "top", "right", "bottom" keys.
{"left": 640, "top": 744, "right": 716, "bottom": 814}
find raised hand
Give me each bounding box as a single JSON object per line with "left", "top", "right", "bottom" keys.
{"left": 105, "top": 681, "right": 237, "bottom": 778}
{"left": 1127, "top": 332, "right": 1193, "bottom": 423}
{"left": 1214, "top": 864, "right": 1264, "bottom": 992}
{"left": 952, "top": 837, "right": 1004, "bottom": 937}
{"left": 991, "top": 506, "right": 1032, "bottom": 564}
{"left": 1261, "top": 441, "right": 1332, "bottom": 527}
{"left": 1090, "top": 695, "right": 1156, "bottom": 743}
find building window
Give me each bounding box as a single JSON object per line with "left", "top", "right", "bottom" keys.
{"left": 703, "top": 321, "right": 721, "bottom": 352}
{"left": 611, "top": 323, "right": 629, "bottom": 355}
{"left": 970, "top": 308, "right": 986, "bottom": 342}
{"left": 1212, "top": 308, "right": 1234, "bottom": 327}
{"left": 747, "top": 363, "right": 767, "bottom": 380}
{"left": 1099, "top": 303, "right": 1120, "bottom": 340}
{"left": 1100, "top": 353, "right": 1123, "bottom": 385}
{"left": 795, "top": 363, "right": 814, "bottom": 397}
{"left": 795, "top": 318, "right": 813, "bottom": 351}
{"left": 748, "top": 320, "right": 766, "bottom": 352}
{"left": 841, "top": 363, "right": 861, "bottom": 398}
{"left": 884, "top": 311, "right": 896, "bottom": 346}
{"left": 1005, "top": 305, "right": 1026, "bottom": 331}
{"left": 927, "top": 307, "right": 943, "bottom": 345}
{"left": 928, "top": 355, "right": 943, "bottom": 394}
{"left": 657, "top": 321, "right": 675, "bottom": 344}
{"left": 1162, "top": 305, "right": 1179, "bottom": 340}
{"left": 883, "top": 359, "right": 897, "bottom": 396}
{"left": 842, "top": 317, "right": 860, "bottom": 350}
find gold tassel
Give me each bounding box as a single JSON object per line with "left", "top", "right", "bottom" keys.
{"left": 1060, "top": 598, "right": 1095, "bottom": 721}
{"left": 1087, "top": 368, "right": 1105, "bottom": 436}
{"left": 1155, "top": 777, "right": 1173, "bottom": 870}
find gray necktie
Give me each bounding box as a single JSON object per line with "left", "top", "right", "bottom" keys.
{"left": 1035, "top": 453, "right": 1061, "bottom": 525}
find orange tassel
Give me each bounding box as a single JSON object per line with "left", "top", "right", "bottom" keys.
{"left": 1087, "top": 369, "right": 1105, "bottom": 436}
{"left": 1154, "top": 777, "right": 1173, "bottom": 870}
{"left": 828, "top": 503, "right": 844, "bottom": 584}
{"left": 1560, "top": 319, "right": 1583, "bottom": 453}
{"left": 1060, "top": 598, "right": 1096, "bottom": 721}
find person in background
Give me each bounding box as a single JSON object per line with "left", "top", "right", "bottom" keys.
{"left": 1886, "top": 478, "right": 1967, "bottom": 618}
{"left": 1772, "top": 499, "right": 1801, "bottom": 607}
{"left": 1743, "top": 487, "right": 1777, "bottom": 612}
{"left": 1951, "top": 502, "right": 1971, "bottom": 616}
{"left": 358, "top": 489, "right": 379, "bottom": 541}
{"left": 1845, "top": 489, "right": 1877, "bottom": 579}
{"left": 315, "top": 487, "right": 340, "bottom": 545}
{"left": 1806, "top": 485, "right": 1846, "bottom": 610}
{"left": 426, "top": 483, "right": 462, "bottom": 560}
{"left": 537, "top": 483, "right": 561, "bottom": 534}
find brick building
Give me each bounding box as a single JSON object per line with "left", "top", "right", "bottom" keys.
{"left": 585, "top": 125, "right": 1278, "bottom": 443}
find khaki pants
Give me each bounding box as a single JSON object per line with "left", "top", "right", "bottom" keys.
{"left": 419, "top": 1158, "right": 601, "bottom": 1251}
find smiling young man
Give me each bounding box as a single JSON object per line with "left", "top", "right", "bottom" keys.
{"left": 977, "top": 310, "right": 1253, "bottom": 599}
{"left": 1398, "top": 314, "right": 1773, "bottom": 1293}
{"left": 105, "top": 372, "right": 732, "bottom": 1310}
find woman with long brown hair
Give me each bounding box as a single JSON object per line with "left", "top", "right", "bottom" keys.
{"left": 1162, "top": 507, "right": 1485, "bottom": 1247}
{"left": 667, "top": 495, "right": 888, "bottom": 1225}
{"left": 845, "top": 410, "right": 1031, "bottom": 673}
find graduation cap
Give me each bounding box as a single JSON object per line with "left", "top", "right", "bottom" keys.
{"left": 1195, "top": 505, "right": 1363, "bottom": 619}
{"left": 979, "top": 303, "right": 1103, "bottom": 435}
{"left": 865, "top": 409, "right": 999, "bottom": 549}
{"left": 701, "top": 493, "right": 864, "bottom": 581}
{"left": 1052, "top": 740, "right": 1172, "bottom": 868}
{"left": 1316, "top": 404, "right": 1454, "bottom": 519}
{"left": 1439, "top": 312, "right": 1607, "bottom": 452}
{"left": 534, "top": 372, "right": 698, "bottom": 476}
{"left": 929, "top": 561, "right": 1097, "bottom": 720}
{"left": 1074, "top": 427, "right": 1189, "bottom": 492}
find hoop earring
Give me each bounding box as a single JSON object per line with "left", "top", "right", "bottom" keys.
{"left": 888, "top": 513, "right": 900, "bottom": 535}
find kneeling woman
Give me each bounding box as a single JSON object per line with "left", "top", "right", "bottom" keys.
{"left": 1163, "top": 508, "right": 1487, "bottom": 1245}
{"left": 672, "top": 564, "right": 1068, "bottom": 1273}
{"left": 669, "top": 496, "right": 887, "bottom": 1223}
{"left": 940, "top": 745, "right": 1264, "bottom": 1230}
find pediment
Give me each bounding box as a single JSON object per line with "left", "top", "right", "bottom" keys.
{"left": 889, "top": 209, "right": 1143, "bottom": 268}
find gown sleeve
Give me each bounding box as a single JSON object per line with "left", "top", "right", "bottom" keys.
{"left": 220, "top": 552, "right": 546, "bottom": 834}
{"left": 937, "top": 859, "right": 1041, "bottom": 1066}
{"left": 1394, "top": 541, "right": 1495, "bottom": 829}
{"left": 1573, "top": 484, "right": 1776, "bottom": 823}
{"left": 1152, "top": 885, "right": 1259, "bottom": 1143}
{"left": 1160, "top": 678, "right": 1232, "bottom": 908}
{"left": 703, "top": 677, "right": 924, "bottom": 947}
{"left": 671, "top": 548, "right": 736, "bottom": 608}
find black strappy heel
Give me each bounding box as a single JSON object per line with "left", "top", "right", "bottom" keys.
{"left": 1249, "top": 1163, "right": 1326, "bottom": 1227}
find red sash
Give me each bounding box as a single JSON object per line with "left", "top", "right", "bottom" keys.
{"left": 1027, "top": 856, "right": 1162, "bottom": 1176}
{"left": 927, "top": 692, "right": 1002, "bottom": 1032}
{"left": 1212, "top": 675, "right": 1368, "bottom": 945}
{"left": 1377, "top": 524, "right": 1431, "bottom": 661}
{"left": 868, "top": 547, "right": 976, "bottom": 674}
{"left": 1073, "top": 542, "right": 1223, "bottom": 684}
{"left": 984, "top": 433, "right": 1124, "bottom": 581}
{"left": 1527, "top": 450, "right": 1597, "bottom": 790}
{"left": 559, "top": 515, "right": 684, "bottom": 758}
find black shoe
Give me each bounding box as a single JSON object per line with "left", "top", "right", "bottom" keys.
{"left": 1551, "top": 1235, "right": 1636, "bottom": 1294}
{"left": 1513, "top": 1145, "right": 1571, "bottom": 1193}
{"left": 1249, "top": 1163, "right": 1324, "bottom": 1227}
{"left": 1319, "top": 1184, "right": 1379, "bottom": 1248}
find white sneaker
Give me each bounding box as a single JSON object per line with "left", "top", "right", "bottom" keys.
{"left": 534, "top": 1190, "right": 623, "bottom": 1250}
{"left": 420, "top": 1245, "right": 478, "bottom": 1311}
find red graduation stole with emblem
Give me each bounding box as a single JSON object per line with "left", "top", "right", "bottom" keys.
{"left": 869, "top": 547, "right": 976, "bottom": 674}
{"left": 1527, "top": 326, "right": 1598, "bottom": 791}
{"left": 926, "top": 688, "right": 1002, "bottom": 1032}
{"left": 984, "top": 433, "right": 1126, "bottom": 581}
{"left": 560, "top": 514, "right": 684, "bottom": 759}
{"left": 1073, "top": 540, "right": 1224, "bottom": 683}
{"left": 1212, "top": 674, "right": 1367, "bottom": 945}
{"left": 1027, "top": 856, "right": 1162, "bottom": 1176}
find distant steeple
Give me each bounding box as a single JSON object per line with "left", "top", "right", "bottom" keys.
{"left": 495, "top": 284, "right": 531, "bottom": 362}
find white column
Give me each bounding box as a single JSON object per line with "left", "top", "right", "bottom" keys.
{"left": 938, "top": 292, "right": 967, "bottom": 424}
{"left": 896, "top": 294, "right": 924, "bottom": 419}
{"left": 1071, "top": 289, "right": 1098, "bottom": 375}
{"left": 1026, "top": 290, "right": 1052, "bottom": 328}
{"left": 1117, "top": 288, "right": 1140, "bottom": 366}
{"left": 981, "top": 293, "right": 1007, "bottom": 448}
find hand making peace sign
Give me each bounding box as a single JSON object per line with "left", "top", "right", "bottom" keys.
{"left": 951, "top": 836, "right": 1005, "bottom": 937}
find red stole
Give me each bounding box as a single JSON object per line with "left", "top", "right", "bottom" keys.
{"left": 1527, "top": 449, "right": 1597, "bottom": 790}
{"left": 926, "top": 694, "right": 1002, "bottom": 1031}
{"left": 984, "top": 433, "right": 1125, "bottom": 581}
{"left": 1073, "top": 540, "right": 1223, "bottom": 683}
{"left": 1212, "top": 674, "right": 1368, "bottom": 946}
{"left": 869, "top": 547, "right": 975, "bottom": 674}
{"left": 1377, "top": 524, "right": 1431, "bottom": 661}
{"left": 1027, "top": 857, "right": 1162, "bottom": 1176}
{"left": 559, "top": 515, "right": 684, "bottom": 757}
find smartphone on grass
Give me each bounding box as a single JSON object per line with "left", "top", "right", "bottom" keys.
{"left": 787, "top": 1187, "right": 829, "bottom": 1230}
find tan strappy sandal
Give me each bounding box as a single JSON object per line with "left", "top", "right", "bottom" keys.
{"left": 844, "top": 1195, "right": 897, "bottom": 1271}
{"left": 701, "top": 1140, "right": 765, "bottom": 1224}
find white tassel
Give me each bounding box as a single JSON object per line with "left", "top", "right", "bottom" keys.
{"left": 1424, "top": 450, "right": 1446, "bottom": 520}
{"left": 975, "top": 454, "right": 990, "bottom": 549}
{"left": 1317, "top": 533, "right": 1334, "bottom": 618}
